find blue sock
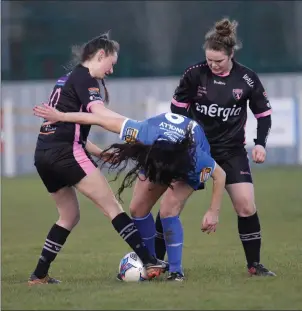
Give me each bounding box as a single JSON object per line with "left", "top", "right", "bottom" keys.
{"left": 132, "top": 213, "right": 156, "bottom": 256}
{"left": 161, "top": 216, "right": 183, "bottom": 274}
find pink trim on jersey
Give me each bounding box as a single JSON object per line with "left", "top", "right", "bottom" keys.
{"left": 86, "top": 100, "right": 104, "bottom": 113}
{"left": 171, "top": 98, "right": 190, "bottom": 108}
{"left": 73, "top": 105, "right": 96, "bottom": 175}
{"left": 216, "top": 71, "right": 230, "bottom": 77}
{"left": 254, "top": 109, "right": 272, "bottom": 119}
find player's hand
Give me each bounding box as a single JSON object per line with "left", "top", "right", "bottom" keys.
{"left": 252, "top": 145, "right": 266, "bottom": 163}
{"left": 201, "top": 209, "right": 219, "bottom": 234}
{"left": 33, "top": 103, "right": 64, "bottom": 125}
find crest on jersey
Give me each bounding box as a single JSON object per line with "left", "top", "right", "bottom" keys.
{"left": 124, "top": 127, "right": 138, "bottom": 143}
{"left": 232, "top": 89, "right": 243, "bottom": 101}
{"left": 200, "top": 167, "right": 212, "bottom": 182}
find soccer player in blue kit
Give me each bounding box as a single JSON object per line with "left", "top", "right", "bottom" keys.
{"left": 34, "top": 104, "right": 226, "bottom": 282}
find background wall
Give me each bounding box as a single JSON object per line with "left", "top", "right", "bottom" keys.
{"left": 1, "top": 0, "right": 302, "bottom": 176}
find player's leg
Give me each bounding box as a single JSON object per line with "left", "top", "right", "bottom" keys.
{"left": 155, "top": 183, "right": 204, "bottom": 260}
{"left": 223, "top": 153, "right": 276, "bottom": 276}
{"left": 74, "top": 166, "right": 167, "bottom": 278}
{"left": 155, "top": 211, "right": 166, "bottom": 260}
{"left": 159, "top": 181, "right": 194, "bottom": 281}
{"left": 129, "top": 175, "right": 167, "bottom": 256}
{"left": 115, "top": 176, "right": 168, "bottom": 281}
{"left": 31, "top": 146, "right": 165, "bottom": 284}
{"left": 29, "top": 150, "right": 79, "bottom": 285}
{"left": 30, "top": 188, "right": 80, "bottom": 285}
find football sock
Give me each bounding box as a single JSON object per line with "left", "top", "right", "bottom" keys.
{"left": 155, "top": 211, "right": 166, "bottom": 260}
{"left": 238, "top": 212, "right": 261, "bottom": 268}
{"left": 132, "top": 213, "right": 156, "bottom": 256}
{"left": 161, "top": 216, "right": 183, "bottom": 273}
{"left": 33, "top": 223, "right": 70, "bottom": 279}
{"left": 112, "top": 212, "right": 156, "bottom": 265}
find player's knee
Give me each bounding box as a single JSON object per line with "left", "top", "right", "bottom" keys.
{"left": 129, "top": 203, "right": 150, "bottom": 218}
{"left": 129, "top": 205, "right": 139, "bottom": 218}
{"left": 233, "top": 196, "right": 256, "bottom": 217}
{"left": 159, "top": 198, "right": 182, "bottom": 218}
{"left": 57, "top": 211, "right": 80, "bottom": 230}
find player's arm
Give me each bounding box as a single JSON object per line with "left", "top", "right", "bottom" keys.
{"left": 34, "top": 103, "right": 127, "bottom": 134}
{"left": 199, "top": 155, "right": 226, "bottom": 234}
{"left": 73, "top": 75, "right": 128, "bottom": 133}
{"left": 85, "top": 139, "right": 116, "bottom": 163}
{"left": 200, "top": 158, "right": 226, "bottom": 214}
{"left": 85, "top": 140, "right": 103, "bottom": 157}
{"left": 248, "top": 73, "right": 272, "bottom": 149}
{"left": 170, "top": 69, "right": 195, "bottom": 117}
{"left": 70, "top": 105, "right": 127, "bottom": 134}
{"left": 208, "top": 163, "right": 226, "bottom": 214}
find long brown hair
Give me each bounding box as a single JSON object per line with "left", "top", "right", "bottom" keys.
{"left": 203, "top": 18, "right": 241, "bottom": 56}
{"left": 70, "top": 31, "right": 119, "bottom": 103}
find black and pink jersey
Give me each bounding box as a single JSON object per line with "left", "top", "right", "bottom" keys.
{"left": 36, "top": 65, "right": 104, "bottom": 149}
{"left": 171, "top": 60, "right": 272, "bottom": 160}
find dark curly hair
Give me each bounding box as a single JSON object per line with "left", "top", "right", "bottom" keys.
{"left": 100, "top": 130, "right": 196, "bottom": 202}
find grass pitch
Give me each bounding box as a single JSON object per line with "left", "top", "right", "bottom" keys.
{"left": 2, "top": 167, "right": 302, "bottom": 310}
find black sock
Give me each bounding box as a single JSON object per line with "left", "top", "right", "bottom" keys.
{"left": 238, "top": 212, "right": 261, "bottom": 268}
{"left": 155, "top": 211, "right": 166, "bottom": 260}
{"left": 112, "top": 212, "right": 155, "bottom": 265}
{"left": 33, "top": 223, "right": 70, "bottom": 278}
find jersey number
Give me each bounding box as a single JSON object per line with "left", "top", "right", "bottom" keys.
{"left": 165, "top": 113, "right": 185, "bottom": 124}
{"left": 48, "top": 87, "right": 61, "bottom": 108}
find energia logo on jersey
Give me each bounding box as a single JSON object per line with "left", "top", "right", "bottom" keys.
{"left": 195, "top": 103, "right": 242, "bottom": 122}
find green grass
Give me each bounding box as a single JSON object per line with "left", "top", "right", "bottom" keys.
{"left": 2, "top": 167, "right": 302, "bottom": 310}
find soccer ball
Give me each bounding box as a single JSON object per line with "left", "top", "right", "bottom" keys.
{"left": 118, "top": 252, "right": 147, "bottom": 282}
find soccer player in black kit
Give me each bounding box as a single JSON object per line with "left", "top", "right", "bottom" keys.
{"left": 28, "top": 33, "right": 167, "bottom": 285}
{"left": 154, "top": 18, "right": 276, "bottom": 276}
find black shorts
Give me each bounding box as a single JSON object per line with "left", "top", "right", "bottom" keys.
{"left": 34, "top": 144, "right": 98, "bottom": 193}
{"left": 216, "top": 152, "right": 253, "bottom": 185}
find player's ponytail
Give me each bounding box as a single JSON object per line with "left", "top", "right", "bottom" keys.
{"left": 72, "top": 31, "right": 119, "bottom": 64}
{"left": 67, "top": 31, "right": 118, "bottom": 103}
{"left": 100, "top": 130, "right": 196, "bottom": 202}
{"left": 203, "top": 18, "right": 241, "bottom": 56}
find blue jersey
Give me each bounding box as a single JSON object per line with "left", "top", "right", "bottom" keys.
{"left": 119, "top": 113, "right": 216, "bottom": 190}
